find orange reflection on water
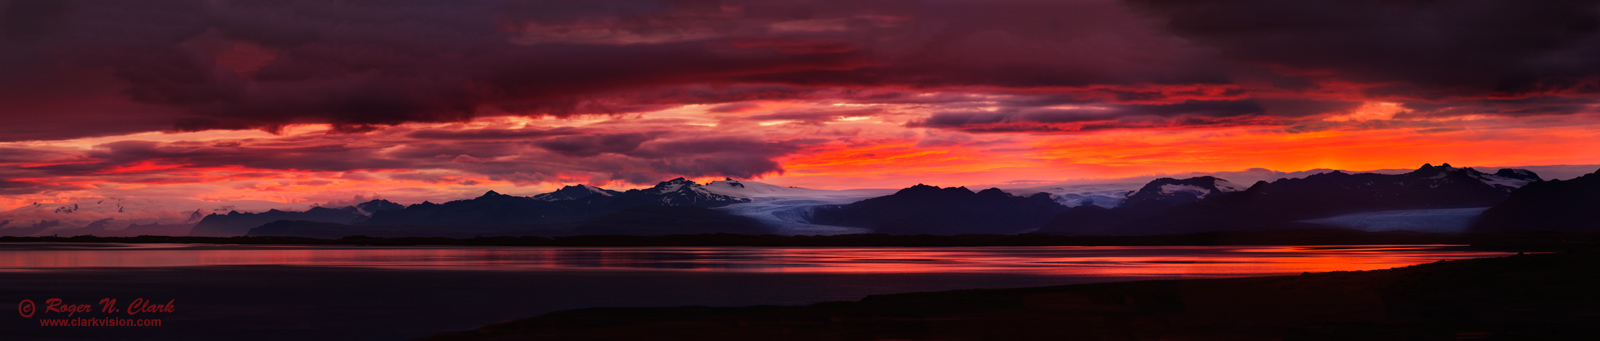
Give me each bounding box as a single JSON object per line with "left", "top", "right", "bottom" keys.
{"left": 0, "top": 244, "right": 1514, "bottom": 279}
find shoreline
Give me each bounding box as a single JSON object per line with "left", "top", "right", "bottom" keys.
{"left": 426, "top": 245, "right": 1600, "bottom": 340}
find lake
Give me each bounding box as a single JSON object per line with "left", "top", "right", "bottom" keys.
{"left": 0, "top": 243, "right": 1513, "bottom": 340}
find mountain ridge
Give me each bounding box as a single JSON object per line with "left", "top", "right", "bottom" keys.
{"left": 1039, "top": 164, "right": 1544, "bottom": 235}
{"left": 808, "top": 184, "right": 1067, "bottom": 235}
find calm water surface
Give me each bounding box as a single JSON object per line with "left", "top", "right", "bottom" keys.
{"left": 0, "top": 243, "right": 1514, "bottom": 340}
{"left": 0, "top": 243, "right": 1509, "bottom": 276}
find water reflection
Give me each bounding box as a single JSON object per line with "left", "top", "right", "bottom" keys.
{"left": 0, "top": 243, "right": 1512, "bottom": 278}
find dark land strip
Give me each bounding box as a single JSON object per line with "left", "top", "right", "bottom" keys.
{"left": 428, "top": 245, "right": 1600, "bottom": 340}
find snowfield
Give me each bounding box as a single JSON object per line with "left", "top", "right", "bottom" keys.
{"left": 1000, "top": 183, "right": 1142, "bottom": 208}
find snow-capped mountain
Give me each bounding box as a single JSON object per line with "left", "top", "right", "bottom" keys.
{"left": 1296, "top": 165, "right": 1542, "bottom": 233}
{"left": 1001, "top": 177, "right": 1242, "bottom": 210}
{"left": 359, "top": 178, "right": 752, "bottom": 230}
{"left": 1003, "top": 164, "right": 1541, "bottom": 212}
{"left": 1411, "top": 163, "right": 1542, "bottom": 192}
{"left": 1002, "top": 183, "right": 1140, "bottom": 208}
{"left": 1039, "top": 163, "right": 1545, "bottom": 235}
{"left": 622, "top": 178, "right": 750, "bottom": 206}
{"left": 532, "top": 185, "right": 620, "bottom": 201}
{"left": 1473, "top": 167, "right": 1600, "bottom": 232}
{"left": 1121, "top": 176, "right": 1245, "bottom": 210}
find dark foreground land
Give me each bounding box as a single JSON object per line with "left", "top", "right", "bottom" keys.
{"left": 430, "top": 246, "right": 1600, "bottom": 340}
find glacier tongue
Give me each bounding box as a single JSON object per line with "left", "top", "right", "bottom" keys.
{"left": 699, "top": 179, "right": 893, "bottom": 235}
{"left": 716, "top": 197, "right": 874, "bottom": 235}
{"left": 1299, "top": 207, "right": 1490, "bottom": 233}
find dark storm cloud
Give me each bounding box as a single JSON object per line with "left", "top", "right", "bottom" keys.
{"left": 532, "top": 133, "right": 659, "bottom": 157}
{"left": 74, "top": 140, "right": 420, "bottom": 173}
{"left": 2, "top": 0, "right": 1597, "bottom": 146}
{"left": 650, "top": 155, "right": 786, "bottom": 179}
{"left": 707, "top": 103, "right": 762, "bottom": 113}
{"left": 404, "top": 126, "right": 586, "bottom": 140}
{"left": 736, "top": 108, "right": 881, "bottom": 125}
{"left": 0, "top": 0, "right": 1233, "bottom": 141}
{"left": 380, "top": 141, "right": 529, "bottom": 161}
{"left": 625, "top": 136, "right": 804, "bottom": 160}
{"left": 0, "top": 179, "right": 84, "bottom": 195}
{"left": 0, "top": 147, "right": 76, "bottom": 163}
{"left": 0, "top": 126, "right": 814, "bottom": 195}
{"left": 1130, "top": 0, "right": 1600, "bottom": 98}
{"left": 906, "top": 99, "right": 1347, "bottom": 132}
{"left": 1394, "top": 97, "right": 1600, "bottom": 118}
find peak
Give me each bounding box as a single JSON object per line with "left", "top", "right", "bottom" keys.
{"left": 480, "top": 190, "right": 506, "bottom": 198}
{"left": 1418, "top": 162, "right": 1460, "bottom": 171}
{"left": 557, "top": 184, "right": 614, "bottom": 193}
{"left": 895, "top": 184, "right": 975, "bottom": 196}
{"left": 650, "top": 177, "right": 699, "bottom": 192}
{"left": 1153, "top": 176, "right": 1219, "bottom": 183}
{"left": 1491, "top": 168, "right": 1543, "bottom": 182}
{"left": 656, "top": 177, "right": 695, "bottom": 186}
{"left": 898, "top": 184, "right": 944, "bottom": 193}
{"left": 976, "top": 188, "right": 1009, "bottom": 196}
{"left": 1411, "top": 163, "right": 1470, "bottom": 176}
{"left": 356, "top": 199, "right": 404, "bottom": 213}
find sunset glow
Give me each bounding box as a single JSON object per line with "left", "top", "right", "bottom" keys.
{"left": 3, "top": 0, "right": 1599, "bottom": 210}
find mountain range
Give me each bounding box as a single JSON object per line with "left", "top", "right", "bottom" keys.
{"left": 1472, "top": 168, "right": 1600, "bottom": 232}
{"left": 0, "top": 197, "right": 305, "bottom": 237}
{"left": 244, "top": 178, "right": 761, "bottom": 237}
{"left": 4, "top": 164, "right": 1597, "bottom": 238}
{"left": 809, "top": 185, "right": 1066, "bottom": 235}
{"left": 1039, "top": 164, "right": 1544, "bottom": 235}
{"left": 189, "top": 200, "right": 405, "bottom": 237}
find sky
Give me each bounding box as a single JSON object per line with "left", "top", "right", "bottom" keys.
{"left": 3, "top": 0, "right": 1600, "bottom": 209}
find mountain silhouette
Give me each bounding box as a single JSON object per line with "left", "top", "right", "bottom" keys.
{"left": 1120, "top": 176, "right": 1246, "bottom": 211}
{"left": 532, "top": 185, "right": 620, "bottom": 201}
{"left": 253, "top": 179, "right": 760, "bottom": 238}
{"left": 189, "top": 199, "right": 404, "bottom": 237}
{"left": 363, "top": 178, "right": 749, "bottom": 228}
{"left": 1472, "top": 168, "right": 1600, "bottom": 232}
{"left": 1041, "top": 164, "right": 1540, "bottom": 235}
{"left": 809, "top": 184, "right": 1066, "bottom": 235}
